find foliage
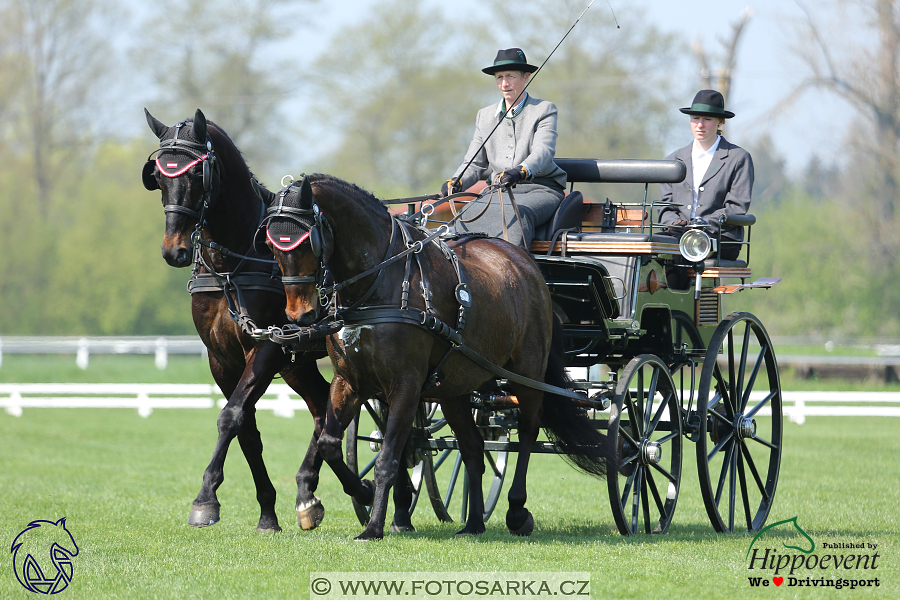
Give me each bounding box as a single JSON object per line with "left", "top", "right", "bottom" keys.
{"left": 0, "top": 141, "right": 196, "bottom": 335}
{"left": 740, "top": 186, "right": 900, "bottom": 337}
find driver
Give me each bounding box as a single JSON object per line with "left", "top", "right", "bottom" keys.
{"left": 439, "top": 48, "right": 567, "bottom": 250}
{"left": 658, "top": 89, "right": 753, "bottom": 261}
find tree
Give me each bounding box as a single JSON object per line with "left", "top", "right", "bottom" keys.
{"left": 307, "top": 0, "right": 688, "bottom": 198}
{"left": 792, "top": 0, "right": 900, "bottom": 224}
{"left": 135, "top": 0, "right": 319, "bottom": 175}
{"left": 0, "top": 0, "right": 118, "bottom": 216}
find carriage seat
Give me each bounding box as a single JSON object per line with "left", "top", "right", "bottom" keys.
{"left": 533, "top": 191, "right": 583, "bottom": 241}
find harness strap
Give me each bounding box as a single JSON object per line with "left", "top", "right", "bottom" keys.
{"left": 342, "top": 306, "right": 585, "bottom": 401}
{"left": 187, "top": 272, "right": 286, "bottom": 295}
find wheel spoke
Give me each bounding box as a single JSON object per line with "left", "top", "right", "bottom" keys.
{"left": 728, "top": 443, "right": 737, "bottom": 531}
{"left": 714, "top": 441, "right": 734, "bottom": 508}
{"left": 646, "top": 469, "right": 667, "bottom": 519}
{"left": 709, "top": 407, "right": 731, "bottom": 428}
{"left": 737, "top": 444, "right": 753, "bottom": 531}
{"left": 631, "top": 467, "right": 643, "bottom": 533}
{"left": 648, "top": 389, "right": 672, "bottom": 433}
{"left": 654, "top": 430, "right": 680, "bottom": 446}
{"left": 621, "top": 463, "right": 638, "bottom": 506}
{"left": 740, "top": 345, "right": 768, "bottom": 411}
{"left": 641, "top": 470, "right": 652, "bottom": 534}
{"left": 745, "top": 390, "right": 777, "bottom": 419}
{"left": 649, "top": 460, "right": 677, "bottom": 484}
{"left": 485, "top": 450, "right": 501, "bottom": 477}
{"left": 741, "top": 440, "right": 771, "bottom": 503}
{"left": 749, "top": 435, "right": 778, "bottom": 451}
{"left": 707, "top": 428, "right": 734, "bottom": 462}
{"left": 363, "top": 400, "right": 386, "bottom": 431}
{"left": 645, "top": 368, "right": 660, "bottom": 433}
{"left": 737, "top": 322, "right": 752, "bottom": 401}
{"left": 444, "top": 453, "right": 463, "bottom": 509}
{"left": 359, "top": 455, "right": 377, "bottom": 479}
{"left": 727, "top": 329, "right": 737, "bottom": 412}
{"left": 433, "top": 449, "right": 452, "bottom": 470}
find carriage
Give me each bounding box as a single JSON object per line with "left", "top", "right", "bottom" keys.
{"left": 343, "top": 157, "right": 783, "bottom": 536}
{"left": 143, "top": 109, "right": 782, "bottom": 539}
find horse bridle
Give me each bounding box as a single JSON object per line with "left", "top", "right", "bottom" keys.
{"left": 142, "top": 119, "right": 219, "bottom": 232}
{"left": 261, "top": 183, "right": 333, "bottom": 297}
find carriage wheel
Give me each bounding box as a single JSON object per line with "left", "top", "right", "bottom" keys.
{"left": 420, "top": 407, "right": 511, "bottom": 524}
{"left": 607, "top": 355, "right": 683, "bottom": 535}
{"left": 695, "top": 312, "right": 783, "bottom": 533}
{"left": 345, "top": 400, "right": 431, "bottom": 526}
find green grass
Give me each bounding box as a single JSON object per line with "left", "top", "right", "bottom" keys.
{"left": 1, "top": 407, "right": 897, "bottom": 599}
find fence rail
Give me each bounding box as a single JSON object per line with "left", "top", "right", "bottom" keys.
{"left": 0, "top": 383, "right": 307, "bottom": 418}
{"left": 1, "top": 384, "right": 897, "bottom": 424}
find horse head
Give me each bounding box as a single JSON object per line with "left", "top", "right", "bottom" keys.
{"left": 258, "top": 176, "right": 333, "bottom": 325}
{"left": 142, "top": 108, "right": 222, "bottom": 268}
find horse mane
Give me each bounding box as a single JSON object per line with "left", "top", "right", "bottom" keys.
{"left": 205, "top": 120, "right": 258, "bottom": 182}
{"left": 306, "top": 173, "right": 388, "bottom": 216}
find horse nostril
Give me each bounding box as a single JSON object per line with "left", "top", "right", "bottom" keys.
{"left": 176, "top": 247, "right": 190, "bottom": 265}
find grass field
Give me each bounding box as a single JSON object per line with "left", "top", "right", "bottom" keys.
{"left": 2, "top": 403, "right": 898, "bottom": 599}
{"left": 1, "top": 354, "right": 898, "bottom": 598}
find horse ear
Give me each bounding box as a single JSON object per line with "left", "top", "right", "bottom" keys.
{"left": 144, "top": 108, "right": 168, "bottom": 139}
{"left": 192, "top": 108, "right": 208, "bottom": 141}
{"left": 298, "top": 176, "right": 314, "bottom": 209}
{"left": 251, "top": 178, "right": 277, "bottom": 206}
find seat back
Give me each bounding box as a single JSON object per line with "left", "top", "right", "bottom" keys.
{"left": 533, "top": 191, "right": 583, "bottom": 241}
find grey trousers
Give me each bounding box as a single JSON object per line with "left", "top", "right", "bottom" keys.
{"left": 455, "top": 182, "right": 564, "bottom": 249}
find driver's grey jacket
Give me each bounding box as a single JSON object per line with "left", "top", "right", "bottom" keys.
{"left": 452, "top": 95, "right": 567, "bottom": 191}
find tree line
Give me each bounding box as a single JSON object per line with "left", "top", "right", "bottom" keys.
{"left": 0, "top": 0, "right": 897, "bottom": 338}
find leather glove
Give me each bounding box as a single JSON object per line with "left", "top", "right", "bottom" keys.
{"left": 499, "top": 168, "right": 524, "bottom": 187}
{"left": 672, "top": 218, "right": 689, "bottom": 226}
{"left": 440, "top": 177, "right": 460, "bottom": 197}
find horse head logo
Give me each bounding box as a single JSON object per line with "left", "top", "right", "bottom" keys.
{"left": 10, "top": 518, "right": 79, "bottom": 594}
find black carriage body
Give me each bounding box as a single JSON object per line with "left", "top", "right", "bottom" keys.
{"left": 369, "top": 157, "right": 783, "bottom": 537}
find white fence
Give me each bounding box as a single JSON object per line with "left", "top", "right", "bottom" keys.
{"left": 1, "top": 384, "right": 897, "bottom": 424}
{"left": 0, "top": 336, "right": 206, "bottom": 370}
{"left": 0, "top": 383, "right": 307, "bottom": 418}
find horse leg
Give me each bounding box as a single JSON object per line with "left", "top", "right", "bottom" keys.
{"left": 389, "top": 469, "right": 415, "bottom": 533}
{"left": 505, "top": 388, "right": 543, "bottom": 536}
{"left": 190, "top": 343, "right": 283, "bottom": 532}
{"left": 442, "top": 398, "right": 487, "bottom": 536}
{"left": 316, "top": 375, "right": 375, "bottom": 506}
{"left": 354, "top": 387, "right": 420, "bottom": 541}
{"left": 281, "top": 354, "right": 330, "bottom": 530}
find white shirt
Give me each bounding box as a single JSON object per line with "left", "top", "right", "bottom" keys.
{"left": 690, "top": 135, "right": 721, "bottom": 218}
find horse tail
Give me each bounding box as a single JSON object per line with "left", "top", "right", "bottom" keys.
{"left": 540, "top": 315, "right": 618, "bottom": 479}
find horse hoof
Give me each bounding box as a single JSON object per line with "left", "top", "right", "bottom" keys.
{"left": 189, "top": 503, "right": 220, "bottom": 527}
{"left": 508, "top": 513, "right": 534, "bottom": 537}
{"left": 357, "top": 479, "right": 375, "bottom": 506}
{"left": 256, "top": 523, "right": 282, "bottom": 534}
{"left": 454, "top": 527, "right": 485, "bottom": 537}
{"left": 353, "top": 531, "right": 383, "bottom": 542}
{"left": 389, "top": 522, "right": 415, "bottom": 533}
{"left": 296, "top": 497, "right": 325, "bottom": 530}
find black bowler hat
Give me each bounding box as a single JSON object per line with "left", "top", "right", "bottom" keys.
{"left": 482, "top": 48, "right": 538, "bottom": 75}
{"left": 680, "top": 89, "right": 735, "bottom": 119}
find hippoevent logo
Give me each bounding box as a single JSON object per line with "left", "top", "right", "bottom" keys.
{"left": 746, "top": 517, "right": 881, "bottom": 590}
{"left": 10, "top": 518, "right": 79, "bottom": 594}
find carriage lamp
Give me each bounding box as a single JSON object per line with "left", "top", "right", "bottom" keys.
{"left": 679, "top": 229, "right": 714, "bottom": 263}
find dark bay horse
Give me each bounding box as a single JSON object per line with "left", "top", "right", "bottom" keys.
{"left": 141, "top": 108, "right": 338, "bottom": 532}
{"left": 261, "top": 175, "right": 617, "bottom": 540}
